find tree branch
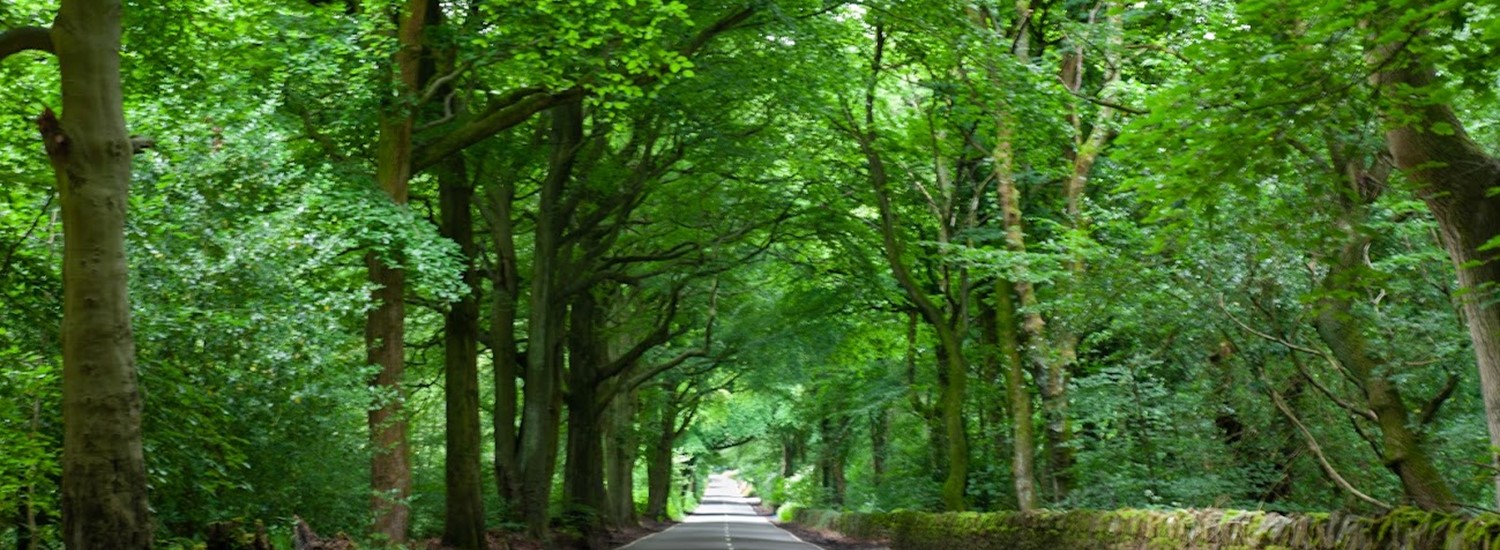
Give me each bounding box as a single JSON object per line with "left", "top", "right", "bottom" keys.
{"left": 1419, "top": 372, "right": 1460, "bottom": 425}
{"left": 410, "top": 6, "right": 754, "bottom": 172}
{"left": 1288, "top": 345, "right": 1377, "bottom": 422}
{"left": 412, "top": 87, "right": 579, "bottom": 171}
{"left": 1065, "top": 89, "right": 1147, "bottom": 115}
{"left": 624, "top": 348, "right": 710, "bottom": 396}
{"left": 706, "top": 435, "right": 756, "bottom": 451}
{"left": 597, "top": 290, "right": 685, "bottom": 383}
{"left": 1264, "top": 372, "right": 1392, "bottom": 511}
{"left": 0, "top": 26, "right": 52, "bottom": 62}
{"left": 679, "top": 6, "right": 755, "bottom": 59}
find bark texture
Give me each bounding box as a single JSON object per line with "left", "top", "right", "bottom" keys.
{"left": 518, "top": 99, "right": 584, "bottom": 535}
{"left": 993, "top": 107, "right": 1068, "bottom": 501}
{"left": 483, "top": 176, "right": 522, "bottom": 511}
{"left": 440, "top": 156, "right": 485, "bottom": 548}
{"left": 1306, "top": 149, "right": 1457, "bottom": 511}
{"left": 562, "top": 289, "right": 609, "bottom": 536}
{"left": 1369, "top": 19, "right": 1500, "bottom": 506}
{"left": 603, "top": 389, "right": 639, "bottom": 527}
{"left": 996, "top": 280, "right": 1040, "bottom": 511}
{"left": 39, "top": 1, "right": 154, "bottom": 546}
{"left": 365, "top": 0, "right": 428, "bottom": 542}
{"left": 852, "top": 30, "right": 969, "bottom": 509}
{"left": 644, "top": 391, "right": 680, "bottom": 521}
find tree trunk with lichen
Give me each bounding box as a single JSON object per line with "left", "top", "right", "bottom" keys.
{"left": 1309, "top": 152, "right": 1457, "bottom": 512}
{"left": 603, "top": 388, "right": 639, "bottom": 527}
{"left": 484, "top": 178, "right": 523, "bottom": 515}
{"left": 645, "top": 391, "right": 679, "bottom": 521}
{"left": 857, "top": 129, "right": 970, "bottom": 511}
{"left": 996, "top": 280, "right": 1040, "bottom": 511}
{"left": 562, "top": 289, "right": 609, "bottom": 540}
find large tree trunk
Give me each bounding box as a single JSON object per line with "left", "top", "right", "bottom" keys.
{"left": 366, "top": 0, "right": 427, "bottom": 542}
{"left": 484, "top": 178, "right": 523, "bottom": 512}
{"left": 817, "top": 418, "right": 849, "bottom": 506}
{"left": 603, "top": 389, "right": 640, "bottom": 527}
{"left": 854, "top": 79, "right": 969, "bottom": 509}
{"left": 365, "top": 258, "right": 409, "bottom": 543}
{"left": 518, "top": 99, "right": 584, "bottom": 535}
{"left": 994, "top": 108, "right": 1071, "bottom": 501}
{"left": 1310, "top": 158, "right": 1457, "bottom": 511}
{"left": 1369, "top": 32, "right": 1500, "bottom": 506}
{"left": 780, "top": 432, "right": 799, "bottom": 477}
{"left": 869, "top": 408, "right": 888, "bottom": 484}
{"left": 439, "top": 156, "right": 485, "bottom": 547}
{"left": 32, "top": 2, "right": 154, "bottom": 546}
{"left": 644, "top": 393, "right": 677, "bottom": 521}
{"left": 562, "top": 289, "right": 609, "bottom": 539}
{"left": 901, "top": 312, "right": 946, "bottom": 477}
{"left": 1316, "top": 255, "right": 1457, "bottom": 511}
{"left": 934, "top": 334, "right": 968, "bottom": 509}
{"left": 996, "top": 280, "right": 1040, "bottom": 511}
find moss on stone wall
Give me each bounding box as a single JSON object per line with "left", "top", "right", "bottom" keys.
{"left": 792, "top": 507, "right": 1500, "bottom": 549}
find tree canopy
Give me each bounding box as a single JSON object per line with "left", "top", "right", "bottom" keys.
{"left": 2, "top": 0, "right": 1500, "bottom": 548}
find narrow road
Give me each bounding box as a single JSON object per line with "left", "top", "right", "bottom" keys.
{"left": 618, "top": 475, "right": 824, "bottom": 550}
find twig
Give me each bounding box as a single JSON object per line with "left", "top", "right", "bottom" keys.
{"left": 1419, "top": 372, "right": 1460, "bottom": 425}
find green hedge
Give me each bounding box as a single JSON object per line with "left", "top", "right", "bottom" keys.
{"left": 792, "top": 507, "right": 1500, "bottom": 549}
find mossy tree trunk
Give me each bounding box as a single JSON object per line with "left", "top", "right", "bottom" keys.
{"left": 996, "top": 280, "right": 1040, "bottom": 511}
{"left": 645, "top": 385, "right": 692, "bottom": 521}
{"left": 849, "top": 27, "right": 970, "bottom": 512}
{"left": 482, "top": 175, "right": 523, "bottom": 512}
{"left": 603, "top": 388, "right": 640, "bottom": 527}
{"left": 562, "top": 289, "right": 609, "bottom": 537}
{"left": 1309, "top": 152, "right": 1457, "bottom": 511}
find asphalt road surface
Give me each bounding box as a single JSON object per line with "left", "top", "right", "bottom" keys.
{"left": 617, "top": 475, "right": 824, "bottom": 550}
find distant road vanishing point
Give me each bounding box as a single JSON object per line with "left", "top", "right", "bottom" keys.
{"left": 617, "top": 475, "right": 824, "bottom": 550}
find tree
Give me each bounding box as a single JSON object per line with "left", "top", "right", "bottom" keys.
{"left": 1367, "top": 1, "right": 1500, "bottom": 506}
{"left": 1, "top": 2, "right": 152, "bottom": 546}
{"left": 363, "top": 0, "right": 429, "bottom": 542}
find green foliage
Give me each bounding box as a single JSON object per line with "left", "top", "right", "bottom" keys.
{"left": 3, "top": 0, "right": 1500, "bottom": 545}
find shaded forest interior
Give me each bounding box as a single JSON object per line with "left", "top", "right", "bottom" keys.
{"left": 3, "top": 0, "right": 1500, "bottom": 548}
